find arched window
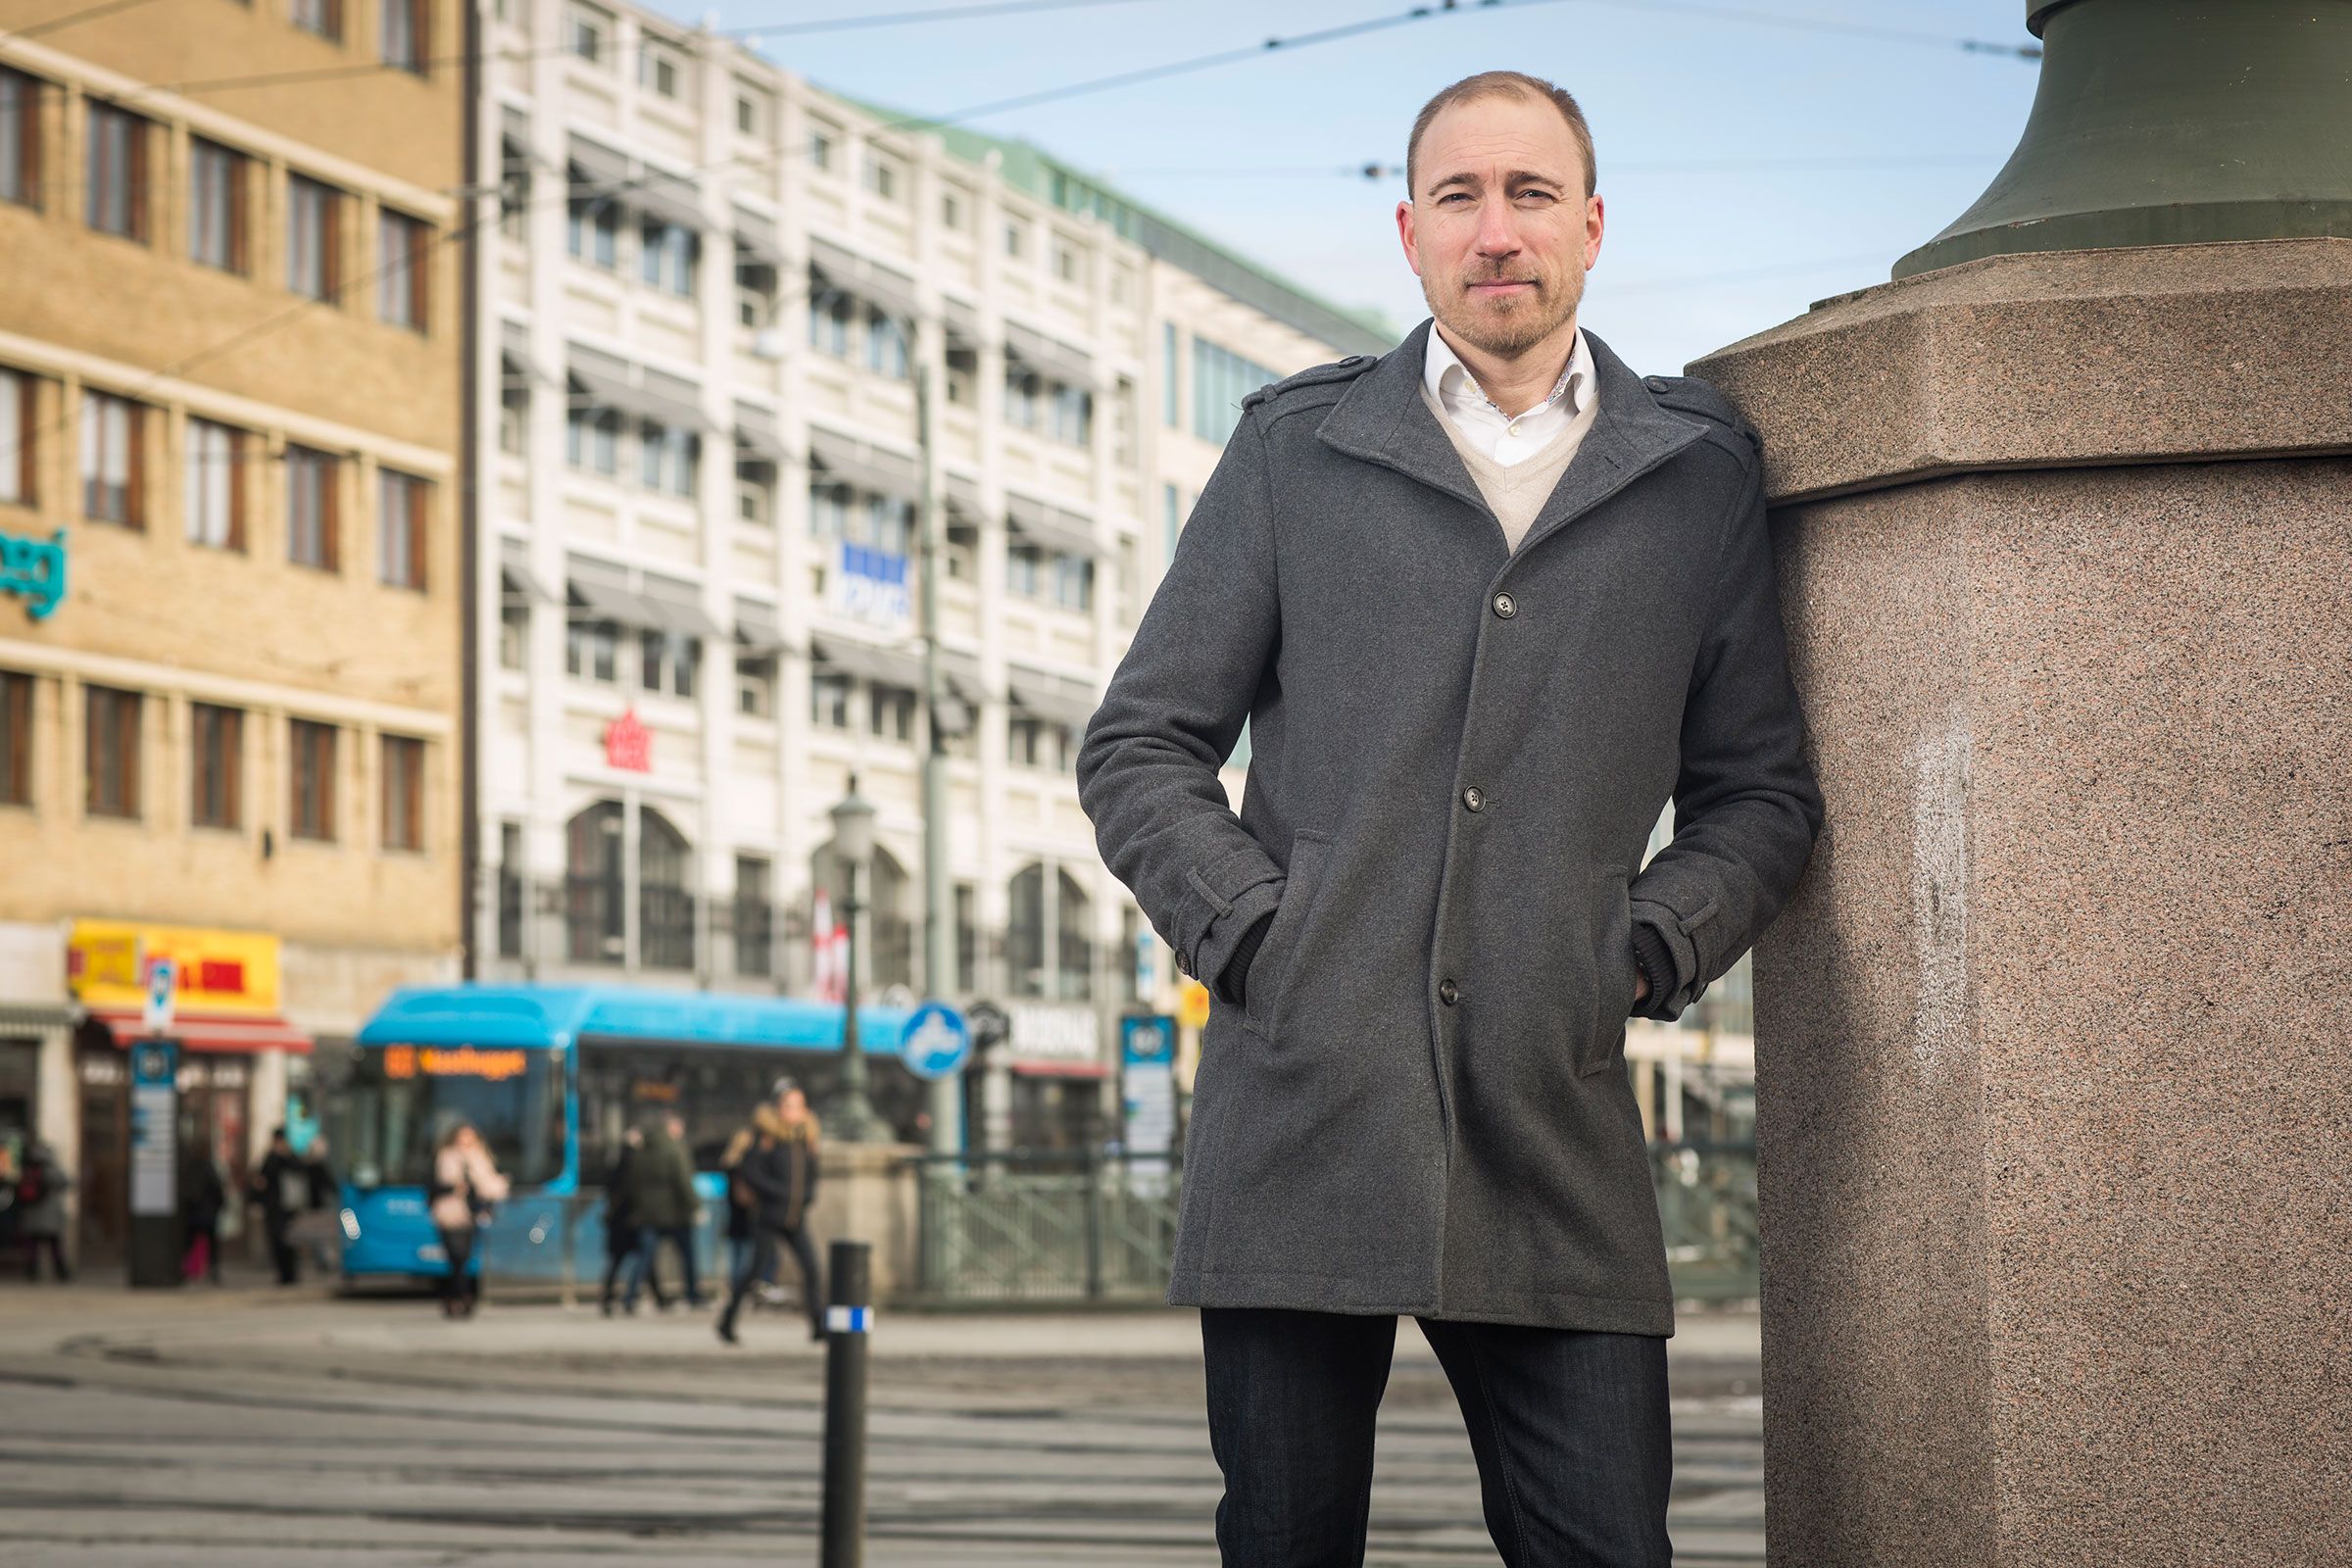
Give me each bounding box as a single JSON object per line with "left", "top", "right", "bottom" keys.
{"left": 1056, "top": 868, "right": 1094, "bottom": 1002}
{"left": 811, "top": 839, "right": 915, "bottom": 994}
{"left": 640, "top": 807, "right": 693, "bottom": 970}
{"left": 1007, "top": 862, "right": 1045, "bottom": 999}
{"left": 564, "top": 801, "right": 623, "bottom": 964}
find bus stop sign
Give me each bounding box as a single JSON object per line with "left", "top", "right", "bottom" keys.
{"left": 899, "top": 1002, "right": 971, "bottom": 1082}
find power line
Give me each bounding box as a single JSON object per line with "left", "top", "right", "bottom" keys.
{"left": 3, "top": 0, "right": 165, "bottom": 42}
{"left": 1104, "top": 152, "right": 2003, "bottom": 179}
{"left": 1575, "top": 0, "right": 2038, "bottom": 58}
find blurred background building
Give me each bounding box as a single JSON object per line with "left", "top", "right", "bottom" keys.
{"left": 0, "top": 0, "right": 464, "bottom": 1266}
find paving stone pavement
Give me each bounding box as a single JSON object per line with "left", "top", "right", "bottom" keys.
{"left": 0, "top": 1284, "right": 1764, "bottom": 1565}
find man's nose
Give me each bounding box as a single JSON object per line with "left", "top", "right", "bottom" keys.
{"left": 1474, "top": 195, "right": 1521, "bottom": 260}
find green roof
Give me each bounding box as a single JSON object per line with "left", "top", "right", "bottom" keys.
{"left": 825, "top": 91, "right": 1398, "bottom": 360}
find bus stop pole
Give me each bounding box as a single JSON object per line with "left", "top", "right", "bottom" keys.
{"left": 819, "top": 1240, "right": 872, "bottom": 1568}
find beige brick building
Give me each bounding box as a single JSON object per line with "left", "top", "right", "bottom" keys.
{"left": 0, "top": 0, "right": 462, "bottom": 1267}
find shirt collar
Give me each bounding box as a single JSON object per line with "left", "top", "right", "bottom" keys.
{"left": 1424, "top": 324, "right": 1592, "bottom": 422}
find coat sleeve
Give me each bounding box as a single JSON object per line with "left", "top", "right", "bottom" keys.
{"left": 1628, "top": 442, "right": 1824, "bottom": 1018}
{"left": 1075, "top": 410, "right": 1285, "bottom": 995}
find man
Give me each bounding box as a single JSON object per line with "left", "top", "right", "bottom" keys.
{"left": 1075, "top": 72, "right": 1822, "bottom": 1567}
{"left": 598, "top": 1125, "right": 644, "bottom": 1316}
{"left": 249, "top": 1128, "right": 311, "bottom": 1286}
{"left": 716, "top": 1078, "right": 825, "bottom": 1346}
{"left": 622, "top": 1113, "right": 701, "bottom": 1311}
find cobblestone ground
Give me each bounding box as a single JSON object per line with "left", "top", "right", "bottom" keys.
{"left": 0, "top": 1283, "right": 1764, "bottom": 1565}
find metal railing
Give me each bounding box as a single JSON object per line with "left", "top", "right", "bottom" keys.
{"left": 904, "top": 1143, "right": 1761, "bottom": 1307}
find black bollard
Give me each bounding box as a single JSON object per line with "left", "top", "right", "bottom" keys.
{"left": 818, "top": 1239, "right": 871, "bottom": 1568}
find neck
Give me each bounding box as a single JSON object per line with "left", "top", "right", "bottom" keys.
{"left": 1436, "top": 315, "right": 1579, "bottom": 418}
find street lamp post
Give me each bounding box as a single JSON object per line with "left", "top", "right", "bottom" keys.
{"left": 828, "top": 777, "right": 886, "bottom": 1144}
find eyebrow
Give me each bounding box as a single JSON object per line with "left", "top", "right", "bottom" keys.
{"left": 1426, "top": 169, "right": 1569, "bottom": 195}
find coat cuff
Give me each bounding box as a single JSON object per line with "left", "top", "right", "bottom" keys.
{"left": 1172, "top": 843, "right": 1285, "bottom": 990}
{"left": 1213, "top": 910, "right": 1275, "bottom": 1007}
{"left": 1629, "top": 920, "right": 1677, "bottom": 1020}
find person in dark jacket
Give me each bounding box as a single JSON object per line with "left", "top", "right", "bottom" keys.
{"left": 178, "top": 1145, "right": 227, "bottom": 1285}
{"left": 622, "top": 1114, "right": 700, "bottom": 1312}
{"left": 1074, "top": 73, "right": 1822, "bottom": 1568}
{"left": 18, "top": 1141, "right": 72, "bottom": 1283}
{"left": 598, "top": 1126, "right": 643, "bottom": 1316}
{"left": 716, "top": 1080, "right": 824, "bottom": 1345}
{"left": 248, "top": 1128, "right": 309, "bottom": 1285}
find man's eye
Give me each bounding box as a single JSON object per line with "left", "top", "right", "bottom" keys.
{"left": 1518, "top": 190, "right": 1558, "bottom": 204}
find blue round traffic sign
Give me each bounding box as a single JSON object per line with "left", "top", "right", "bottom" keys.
{"left": 900, "top": 1002, "right": 972, "bottom": 1082}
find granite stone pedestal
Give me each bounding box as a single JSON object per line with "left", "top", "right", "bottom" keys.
{"left": 1690, "top": 238, "right": 2352, "bottom": 1568}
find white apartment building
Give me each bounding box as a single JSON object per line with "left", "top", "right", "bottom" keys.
{"left": 468, "top": 0, "right": 1391, "bottom": 1147}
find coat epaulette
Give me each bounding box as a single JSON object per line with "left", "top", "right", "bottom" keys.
{"left": 1641, "top": 372, "right": 1759, "bottom": 454}
{"left": 1242, "top": 355, "right": 1377, "bottom": 413}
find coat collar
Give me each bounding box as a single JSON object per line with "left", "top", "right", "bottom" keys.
{"left": 1317, "top": 318, "right": 1711, "bottom": 561}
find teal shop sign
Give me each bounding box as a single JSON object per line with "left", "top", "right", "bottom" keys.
{"left": 0, "top": 527, "right": 66, "bottom": 620}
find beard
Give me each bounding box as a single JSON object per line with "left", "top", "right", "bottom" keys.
{"left": 1424, "top": 262, "right": 1585, "bottom": 361}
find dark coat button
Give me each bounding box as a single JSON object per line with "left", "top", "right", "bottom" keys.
{"left": 1462, "top": 787, "right": 1485, "bottom": 812}
{"left": 1493, "top": 592, "right": 1515, "bottom": 618}
{"left": 1439, "top": 978, "right": 1460, "bottom": 1005}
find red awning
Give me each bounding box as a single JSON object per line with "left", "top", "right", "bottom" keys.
{"left": 1007, "top": 1058, "right": 1110, "bottom": 1079}
{"left": 87, "top": 1007, "right": 314, "bottom": 1055}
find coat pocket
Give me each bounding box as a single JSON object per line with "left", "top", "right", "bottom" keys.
{"left": 1242, "top": 828, "right": 1335, "bottom": 1041}
{"left": 1580, "top": 863, "right": 1636, "bottom": 1077}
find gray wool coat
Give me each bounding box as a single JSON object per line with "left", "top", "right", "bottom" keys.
{"left": 1075, "top": 318, "right": 1822, "bottom": 1335}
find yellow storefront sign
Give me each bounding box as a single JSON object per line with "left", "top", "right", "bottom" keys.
{"left": 1178, "top": 978, "right": 1212, "bottom": 1031}
{"left": 67, "top": 920, "right": 281, "bottom": 1016}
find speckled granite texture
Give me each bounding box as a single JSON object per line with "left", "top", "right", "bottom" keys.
{"left": 1698, "top": 241, "right": 2352, "bottom": 1568}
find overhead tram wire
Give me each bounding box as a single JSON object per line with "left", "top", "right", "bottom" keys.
{"left": 1, "top": 0, "right": 166, "bottom": 42}
{"left": 0, "top": 0, "right": 1562, "bottom": 468}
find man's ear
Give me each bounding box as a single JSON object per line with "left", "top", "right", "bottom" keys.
{"left": 1396, "top": 199, "right": 1422, "bottom": 277}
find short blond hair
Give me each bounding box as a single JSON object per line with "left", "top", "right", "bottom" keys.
{"left": 1406, "top": 71, "right": 1595, "bottom": 200}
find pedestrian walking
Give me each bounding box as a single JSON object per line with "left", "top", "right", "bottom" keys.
{"left": 249, "top": 1128, "right": 312, "bottom": 1285}
{"left": 288, "top": 1137, "right": 341, "bottom": 1276}
{"left": 178, "top": 1144, "right": 227, "bottom": 1285}
{"left": 597, "top": 1126, "right": 643, "bottom": 1316}
{"left": 717, "top": 1119, "right": 759, "bottom": 1301}
{"left": 17, "top": 1141, "right": 72, "bottom": 1283}
{"left": 428, "top": 1122, "right": 508, "bottom": 1319}
{"left": 622, "top": 1112, "right": 701, "bottom": 1311}
{"left": 716, "top": 1079, "right": 824, "bottom": 1346}
{"left": 1075, "top": 72, "right": 1822, "bottom": 1567}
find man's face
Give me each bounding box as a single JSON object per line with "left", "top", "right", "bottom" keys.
{"left": 1397, "top": 92, "right": 1603, "bottom": 361}
{"left": 778, "top": 1089, "right": 808, "bottom": 1121}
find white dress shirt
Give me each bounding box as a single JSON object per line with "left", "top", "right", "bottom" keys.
{"left": 1423, "top": 325, "right": 1594, "bottom": 468}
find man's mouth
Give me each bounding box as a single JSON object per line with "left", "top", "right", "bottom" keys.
{"left": 1467, "top": 279, "right": 1537, "bottom": 296}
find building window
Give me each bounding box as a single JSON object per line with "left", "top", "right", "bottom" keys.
{"left": 1007, "top": 715, "right": 1072, "bottom": 772}
{"left": 565, "top": 4, "right": 607, "bottom": 62}
{"left": 499, "top": 381, "right": 526, "bottom": 455}
{"left": 734, "top": 854, "right": 772, "bottom": 977}
{"left": 84, "top": 684, "right": 140, "bottom": 819}
{"left": 1054, "top": 553, "right": 1095, "bottom": 612}
{"left": 808, "top": 122, "right": 836, "bottom": 172}
{"left": 496, "top": 820, "right": 524, "bottom": 958}
{"left": 377, "top": 467, "right": 426, "bottom": 589}
{"left": 190, "top": 702, "right": 241, "bottom": 829}
{"left": 0, "top": 369, "right": 34, "bottom": 507}
{"left": 735, "top": 652, "right": 774, "bottom": 716}
{"left": 291, "top": 0, "right": 342, "bottom": 43}
{"left": 734, "top": 92, "right": 761, "bottom": 136}
{"left": 1194, "top": 334, "right": 1279, "bottom": 447}
{"left": 1162, "top": 321, "right": 1178, "bottom": 426}
{"left": 188, "top": 139, "right": 247, "bottom": 273}
{"left": 0, "top": 69, "right": 40, "bottom": 212}
{"left": 1052, "top": 240, "right": 1080, "bottom": 284}
{"left": 1005, "top": 541, "right": 1041, "bottom": 600}
{"left": 809, "top": 670, "right": 851, "bottom": 729}
{"left": 638, "top": 220, "right": 696, "bottom": 296}
{"left": 499, "top": 592, "right": 526, "bottom": 669}
{"left": 1050, "top": 383, "right": 1093, "bottom": 447}
{"left": 864, "top": 313, "right": 907, "bottom": 380}
{"left": 638, "top": 630, "right": 696, "bottom": 698}
{"left": 565, "top": 599, "right": 616, "bottom": 682}
{"left": 0, "top": 670, "right": 30, "bottom": 807}
{"left": 84, "top": 103, "right": 148, "bottom": 243}
{"left": 940, "top": 190, "right": 963, "bottom": 230}
{"left": 566, "top": 406, "right": 619, "bottom": 475}
{"left": 1004, "top": 220, "right": 1025, "bottom": 260}
{"left": 638, "top": 44, "right": 679, "bottom": 98}
{"left": 808, "top": 287, "right": 852, "bottom": 358}
{"left": 1004, "top": 368, "right": 1039, "bottom": 431}
{"left": 185, "top": 418, "right": 245, "bottom": 550}
{"left": 862, "top": 152, "right": 899, "bottom": 203}
{"left": 566, "top": 180, "right": 618, "bottom": 269}
{"left": 376, "top": 208, "right": 428, "bottom": 330}
{"left": 736, "top": 476, "right": 770, "bottom": 527}
{"left": 286, "top": 445, "right": 339, "bottom": 569}
{"left": 80, "top": 391, "right": 143, "bottom": 527}
{"left": 287, "top": 176, "right": 341, "bottom": 302}
{"left": 380, "top": 0, "right": 427, "bottom": 74}
{"left": 381, "top": 734, "right": 423, "bottom": 851}
{"left": 868, "top": 683, "right": 914, "bottom": 743}
{"left": 289, "top": 718, "right": 336, "bottom": 841}
{"left": 638, "top": 422, "right": 697, "bottom": 497}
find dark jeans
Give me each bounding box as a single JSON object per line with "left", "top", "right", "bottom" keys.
{"left": 626, "top": 1224, "right": 700, "bottom": 1307}
{"left": 1200, "top": 1307, "right": 1673, "bottom": 1568}
{"left": 266, "top": 1220, "right": 298, "bottom": 1285}
{"left": 720, "top": 1223, "right": 822, "bottom": 1336}
{"left": 437, "top": 1224, "right": 480, "bottom": 1311}
{"left": 23, "top": 1233, "right": 69, "bottom": 1282}
{"left": 599, "top": 1219, "right": 639, "bottom": 1306}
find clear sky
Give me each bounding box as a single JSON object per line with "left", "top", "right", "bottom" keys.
{"left": 657, "top": 0, "right": 2042, "bottom": 373}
